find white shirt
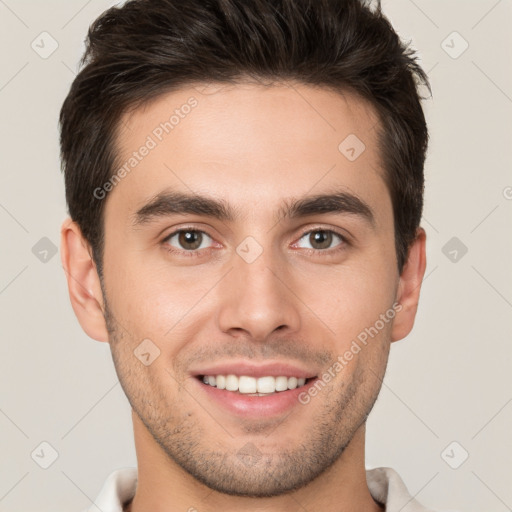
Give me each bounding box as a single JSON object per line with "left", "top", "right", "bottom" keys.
{"left": 83, "top": 466, "right": 438, "bottom": 511}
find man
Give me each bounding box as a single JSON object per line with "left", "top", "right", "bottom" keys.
{"left": 59, "top": 0, "right": 434, "bottom": 510}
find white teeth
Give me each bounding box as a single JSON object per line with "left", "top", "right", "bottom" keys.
{"left": 201, "top": 374, "right": 310, "bottom": 393}
{"left": 275, "top": 376, "right": 288, "bottom": 391}
{"left": 257, "top": 376, "right": 275, "bottom": 393}
{"left": 216, "top": 375, "right": 226, "bottom": 389}
{"left": 287, "top": 377, "right": 298, "bottom": 389}
{"left": 225, "top": 374, "right": 238, "bottom": 391}
{"left": 239, "top": 376, "right": 257, "bottom": 394}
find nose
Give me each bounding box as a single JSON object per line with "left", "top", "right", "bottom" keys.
{"left": 215, "top": 247, "right": 301, "bottom": 342}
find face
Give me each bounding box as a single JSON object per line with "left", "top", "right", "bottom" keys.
{"left": 99, "top": 82, "right": 401, "bottom": 496}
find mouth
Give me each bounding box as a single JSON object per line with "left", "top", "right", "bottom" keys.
{"left": 190, "top": 363, "right": 319, "bottom": 417}
{"left": 196, "top": 374, "right": 315, "bottom": 396}
{"left": 191, "top": 361, "right": 317, "bottom": 384}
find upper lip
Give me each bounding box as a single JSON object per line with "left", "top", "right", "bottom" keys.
{"left": 191, "top": 361, "right": 318, "bottom": 379}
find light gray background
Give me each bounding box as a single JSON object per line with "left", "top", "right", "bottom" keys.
{"left": 1, "top": 1, "right": 511, "bottom": 511}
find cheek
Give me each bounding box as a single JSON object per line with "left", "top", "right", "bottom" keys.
{"left": 291, "top": 255, "right": 398, "bottom": 345}
{"left": 104, "top": 250, "right": 222, "bottom": 342}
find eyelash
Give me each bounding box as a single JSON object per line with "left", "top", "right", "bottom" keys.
{"left": 161, "top": 226, "right": 350, "bottom": 259}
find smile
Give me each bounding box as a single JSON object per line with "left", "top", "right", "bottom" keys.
{"left": 199, "top": 374, "right": 311, "bottom": 395}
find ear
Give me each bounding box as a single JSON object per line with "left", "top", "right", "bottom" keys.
{"left": 391, "top": 227, "right": 427, "bottom": 342}
{"left": 60, "top": 218, "right": 109, "bottom": 342}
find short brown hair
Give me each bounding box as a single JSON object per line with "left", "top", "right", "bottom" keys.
{"left": 60, "top": 0, "right": 430, "bottom": 276}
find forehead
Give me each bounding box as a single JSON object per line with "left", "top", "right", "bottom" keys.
{"left": 106, "top": 81, "right": 390, "bottom": 226}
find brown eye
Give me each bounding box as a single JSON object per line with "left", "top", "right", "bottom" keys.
{"left": 309, "top": 230, "right": 333, "bottom": 249}
{"left": 178, "top": 230, "right": 202, "bottom": 250}
{"left": 166, "top": 230, "right": 212, "bottom": 251}
{"left": 296, "top": 229, "right": 344, "bottom": 251}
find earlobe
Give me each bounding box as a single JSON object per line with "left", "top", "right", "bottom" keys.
{"left": 60, "top": 218, "right": 109, "bottom": 342}
{"left": 391, "top": 227, "right": 427, "bottom": 342}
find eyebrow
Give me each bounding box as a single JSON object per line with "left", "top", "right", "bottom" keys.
{"left": 278, "top": 191, "right": 375, "bottom": 226}
{"left": 132, "top": 190, "right": 375, "bottom": 227}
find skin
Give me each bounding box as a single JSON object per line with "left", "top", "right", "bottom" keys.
{"left": 61, "top": 81, "right": 426, "bottom": 512}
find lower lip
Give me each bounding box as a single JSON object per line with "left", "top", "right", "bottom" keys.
{"left": 193, "top": 377, "right": 317, "bottom": 418}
